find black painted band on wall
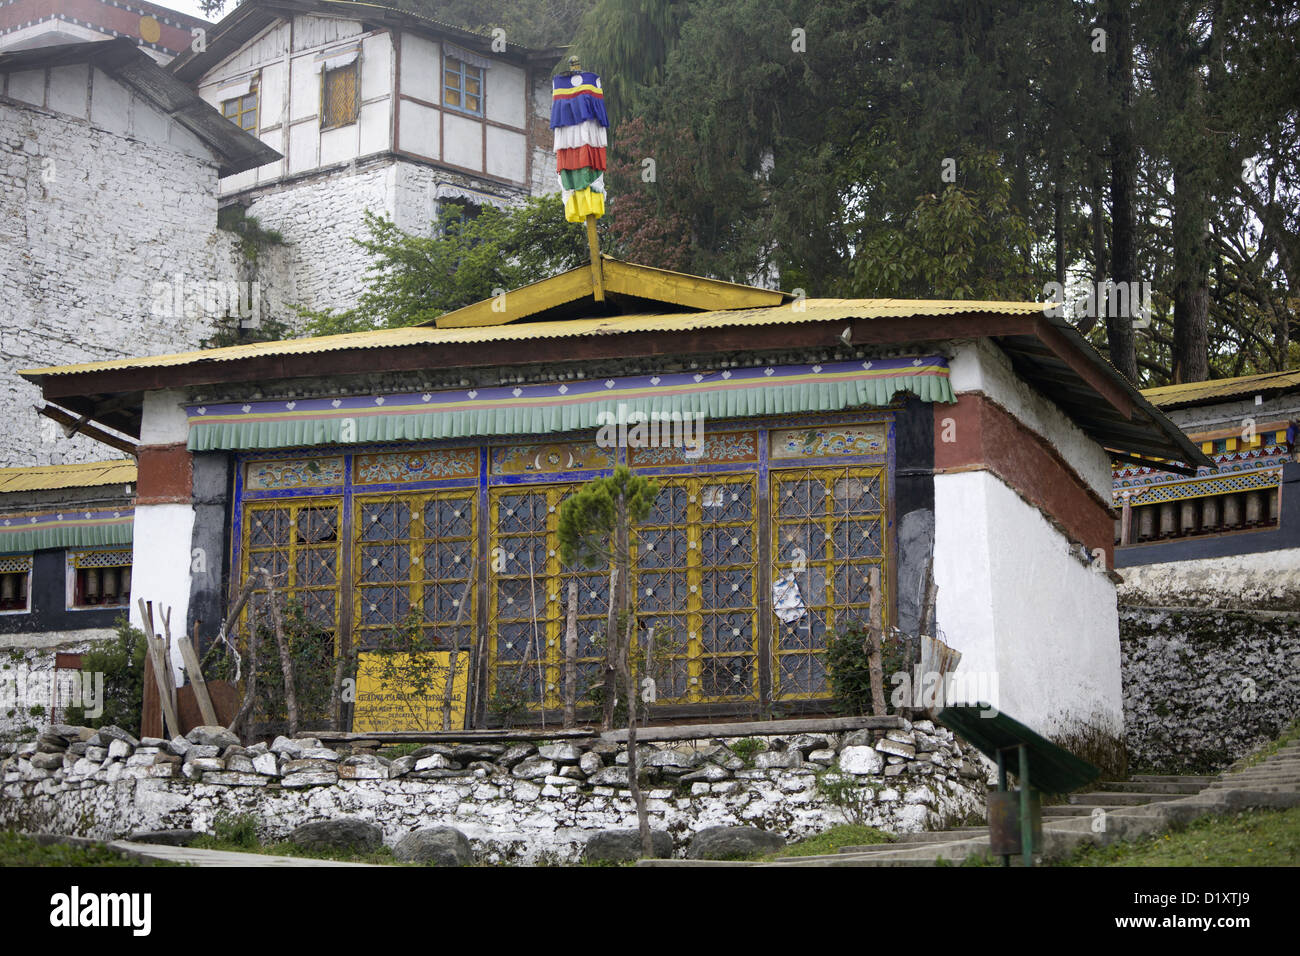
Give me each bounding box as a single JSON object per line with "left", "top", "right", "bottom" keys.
{"left": 1116, "top": 461, "right": 1300, "bottom": 567}
{"left": 0, "top": 550, "right": 124, "bottom": 636}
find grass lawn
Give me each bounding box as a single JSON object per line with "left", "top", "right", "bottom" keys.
{"left": 1057, "top": 807, "right": 1300, "bottom": 867}
{"left": 0, "top": 830, "right": 180, "bottom": 867}
{"left": 762, "top": 824, "right": 895, "bottom": 860}
{"left": 189, "top": 833, "right": 404, "bottom": 865}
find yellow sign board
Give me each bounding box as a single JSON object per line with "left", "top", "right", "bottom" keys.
{"left": 352, "top": 651, "right": 468, "bottom": 732}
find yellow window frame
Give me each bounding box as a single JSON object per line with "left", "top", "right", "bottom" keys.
{"left": 351, "top": 489, "right": 478, "bottom": 652}
{"left": 770, "top": 465, "right": 888, "bottom": 700}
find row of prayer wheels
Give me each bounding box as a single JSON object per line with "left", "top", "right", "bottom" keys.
{"left": 1116, "top": 489, "right": 1280, "bottom": 544}
{"left": 0, "top": 570, "right": 28, "bottom": 607}
{"left": 80, "top": 566, "right": 131, "bottom": 604}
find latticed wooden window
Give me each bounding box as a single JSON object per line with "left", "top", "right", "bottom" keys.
{"left": 354, "top": 491, "right": 477, "bottom": 651}
{"left": 488, "top": 486, "right": 585, "bottom": 709}
{"left": 443, "top": 55, "right": 483, "bottom": 114}
{"left": 221, "top": 89, "right": 258, "bottom": 131}
{"left": 771, "top": 466, "right": 887, "bottom": 699}
{"left": 243, "top": 500, "right": 342, "bottom": 635}
{"left": 635, "top": 476, "right": 759, "bottom": 703}
{"left": 321, "top": 62, "right": 359, "bottom": 128}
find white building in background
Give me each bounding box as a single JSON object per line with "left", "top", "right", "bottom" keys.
{"left": 0, "top": 38, "right": 279, "bottom": 469}
{"left": 169, "top": 0, "right": 566, "bottom": 314}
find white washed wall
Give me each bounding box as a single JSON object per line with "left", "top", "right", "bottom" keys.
{"left": 0, "top": 69, "right": 232, "bottom": 468}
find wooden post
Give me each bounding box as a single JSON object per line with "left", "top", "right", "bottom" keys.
{"left": 563, "top": 580, "right": 579, "bottom": 728}
{"left": 177, "top": 621, "right": 218, "bottom": 727}
{"left": 586, "top": 215, "right": 604, "bottom": 302}
{"left": 866, "top": 567, "right": 885, "bottom": 716}
{"left": 1120, "top": 492, "right": 1133, "bottom": 545}
{"left": 442, "top": 558, "right": 477, "bottom": 732}
{"left": 137, "top": 598, "right": 180, "bottom": 739}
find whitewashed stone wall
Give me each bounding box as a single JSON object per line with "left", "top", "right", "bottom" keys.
{"left": 0, "top": 639, "right": 98, "bottom": 741}
{"left": 0, "top": 722, "right": 990, "bottom": 863}
{"left": 1120, "top": 606, "right": 1300, "bottom": 772}
{"left": 0, "top": 75, "right": 267, "bottom": 468}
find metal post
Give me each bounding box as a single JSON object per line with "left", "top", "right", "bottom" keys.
{"left": 1019, "top": 743, "right": 1033, "bottom": 867}
{"left": 997, "top": 748, "right": 1009, "bottom": 867}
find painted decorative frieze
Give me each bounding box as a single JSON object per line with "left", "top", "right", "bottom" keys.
{"left": 355, "top": 448, "right": 478, "bottom": 485}
{"left": 771, "top": 424, "right": 886, "bottom": 459}
{"left": 246, "top": 456, "right": 345, "bottom": 491}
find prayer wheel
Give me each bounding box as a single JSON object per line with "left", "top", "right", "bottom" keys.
{"left": 1179, "top": 501, "right": 1198, "bottom": 535}
{"left": 1223, "top": 494, "right": 1243, "bottom": 529}
{"left": 1137, "top": 506, "right": 1156, "bottom": 541}
{"left": 1159, "top": 503, "right": 1177, "bottom": 537}
{"left": 1244, "top": 491, "right": 1264, "bottom": 526}
{"left": 1201, "top": 496, "right": 1220, "bottom": 530}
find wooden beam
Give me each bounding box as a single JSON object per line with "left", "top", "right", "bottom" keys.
{"left": 601, "top": 715, "right": 903, "bottom": 743}
{"left": 433, "top": 267, "right": 594, "bottom": 328}
{"left": 1029, "top": 318, "right": 1135, "bottom": 419}
{"left": 307, "top": 728, "right": 599, "bottom": 744}
{"left": 35, "top": 312, "right": 1041, "bottom": 399}
{"left": 602, "top": 260, "right": 787, "bottom": 310}
{"left": 37, "top": 404, "right": 138, "bottom": 456}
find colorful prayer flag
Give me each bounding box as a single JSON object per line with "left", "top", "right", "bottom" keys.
{"left": 551, "top": 70, "right": 610, "bottom": 224}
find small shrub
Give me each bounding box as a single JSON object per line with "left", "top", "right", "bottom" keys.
{"left": 814, "top": 764, "right": 880, "bottom": 826}
{"left": 65, "top": 617, "right": 146, "bottom": 731}
{"left": 211, "top": 812, "right": 260, "bottom": 849}
{"left": 727, "top": 738, "right": 764, "bottom": 767}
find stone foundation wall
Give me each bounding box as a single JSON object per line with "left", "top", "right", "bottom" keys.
{"left": 1120, "top": 605, "right": 1300, "bottom": 772}
{"left": 1, "top": 721, "right": 991, "bottom": 863}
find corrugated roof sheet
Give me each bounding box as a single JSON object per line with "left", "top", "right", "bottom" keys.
{"left": 20, "top": 299, "right": 1046, "bottom": 379}
{"left": 0, "top": 460, "right": 137, "bottom": 494}
{"left": 1142, "top": 368, "right": 1300, "bottom": 408}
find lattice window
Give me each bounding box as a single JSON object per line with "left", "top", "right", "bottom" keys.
{"left": 771, "top": 466, "right": 887, "bottom": 699}
{"left": 321, "top": 61, "right": 359, "bottom": 128}
{"left": 243, "top": 500, "right": 342, "bottom": 635}
{"left": 635, "top": 476, "right": 759, "bottom": 703}
{"left": 67, "top": 548, "right": 132, "bottom": 608}
{"left": 488, "top": 486, "right": 574, "bottom": 709}
{"left": 354, "top": 491, "right": 477, "bottom": 652}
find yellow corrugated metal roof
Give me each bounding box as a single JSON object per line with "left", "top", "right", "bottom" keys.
{"left": 0, "top": 459, "right": 136, "bottom": 494}
{"left": 20, "top": 299, "right": 1046, "bottom": 379}
{"left": 1142, "top": 368, "right": 1300, "bottom": 407}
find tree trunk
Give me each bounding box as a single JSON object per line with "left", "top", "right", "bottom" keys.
{"left": 1105, "top": 0, "right": 1139, "bottom": 383}
{"left": 620, "top": 613, "right": 652, "bottom": 858}
{"left": 261, "top": 571, "right": 299, "bottom": 737}
{"left": 563, "top": 580, "right": 578, "bottom": 728}
{"left": 865, "top": 567, "right": 885, "bottom": 716}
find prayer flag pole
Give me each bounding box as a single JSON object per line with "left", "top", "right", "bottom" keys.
{"left": 552, "top": 54, "right": 608, "bottom": 302}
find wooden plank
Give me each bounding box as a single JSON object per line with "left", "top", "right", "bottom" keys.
{"left": 601, "top": 715, "right": 902, "bottom": 743}
{"left": 307, "top": 728, "right": 600, "bottom": 744}
{"left": 138, "top": 599, "right": 180, "bottom": 739}
{"left": 603, "top": 260, "right": 786, "bottom": 310}
{"left": 433, "top": 267, "right": 593, "bottom": 328}
{"left": 176, "top": 626, "right": 218, "bottom": 726}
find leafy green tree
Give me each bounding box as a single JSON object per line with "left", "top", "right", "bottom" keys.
{"left": 297, "top": 196, "right": 589, "bottom": 334}
{"left": 557, "top": 465, "right": 658, "bottom": 857}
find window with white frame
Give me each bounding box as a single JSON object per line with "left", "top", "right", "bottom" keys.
{"left": 66, "top": 548, "right": 132, "bottom": 609}
{"left": 0, "top": 555, "right": 31, "bottom": 613}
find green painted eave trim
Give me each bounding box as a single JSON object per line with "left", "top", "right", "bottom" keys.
{"left": 187, "top": 374, "right": 955, "bottom": 452}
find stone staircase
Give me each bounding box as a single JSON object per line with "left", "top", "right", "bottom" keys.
{"left": 639, "top": 742, "right": 1300, "bottom": 866}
